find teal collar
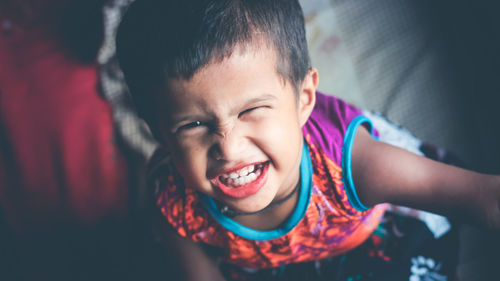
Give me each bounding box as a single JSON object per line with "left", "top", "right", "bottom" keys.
{"left": 200, "top": 142, "right": 313, "bottom": 241}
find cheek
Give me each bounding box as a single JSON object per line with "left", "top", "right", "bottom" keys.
{"left": 169, "top": 138, "right": 208, "bottom": 179}
{"left": 251, "top": 111, "right": 302, "bottom": 162}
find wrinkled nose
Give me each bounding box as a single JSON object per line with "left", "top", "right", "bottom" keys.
{"left": 210, "top": 125, "right": 244, "bottom": 161}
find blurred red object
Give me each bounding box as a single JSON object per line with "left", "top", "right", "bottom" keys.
{"left": 0, "top": 0, "right": 128, "bottom": 235}
{"left": 0, "top": 1, "right": 133, "bottom": 279}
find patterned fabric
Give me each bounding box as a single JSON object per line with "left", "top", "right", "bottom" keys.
{"left": 152, "top": 92, "right": 386, "bottom": 269}
{"left": 220, "top": 211, "right": 458, "bottom": 281}
{"left": 219, "top": 141, "right": 461, "bottom": 281}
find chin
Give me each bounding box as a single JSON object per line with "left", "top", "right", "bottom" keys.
{"left": 226, "top": 194, "right": 273, "bottom": 213}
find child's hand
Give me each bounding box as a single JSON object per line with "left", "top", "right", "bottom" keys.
{"left": 472, "top": 176, "right": 500, "bottom": 229}
{"left": 153, "top": 210, "right": 227, "bottom": 281}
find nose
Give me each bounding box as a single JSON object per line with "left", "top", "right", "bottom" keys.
{"left": 210, "top": 123, "right": 245, "bottom": 161}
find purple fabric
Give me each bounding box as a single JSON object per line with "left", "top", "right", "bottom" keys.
{"left": 302, "top": 91, "right": 363, "bottom": 166}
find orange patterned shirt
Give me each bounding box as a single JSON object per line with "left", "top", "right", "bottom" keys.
{"left": 153, "top": 92, "right": 386, "bottom": 268}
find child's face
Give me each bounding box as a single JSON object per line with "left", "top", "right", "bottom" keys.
{"left": 157, "top": 46, "right": 318, "bottom": 214}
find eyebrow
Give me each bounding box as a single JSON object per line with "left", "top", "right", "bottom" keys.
{"left": 240, "top": 94, "right": 277, "bottom": 108}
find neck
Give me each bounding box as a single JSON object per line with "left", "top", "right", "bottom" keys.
{"left": 231, "top": 184, "right": 301, "bottom": 231}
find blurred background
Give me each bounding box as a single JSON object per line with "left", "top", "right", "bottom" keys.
{"left": 1, "top": 0, "right": 499, "bottom": 280}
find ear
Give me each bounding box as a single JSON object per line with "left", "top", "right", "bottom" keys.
{"left": 298, "top": 67, "right": 319, "bottom": 126}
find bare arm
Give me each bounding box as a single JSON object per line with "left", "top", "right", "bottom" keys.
{"left": 152, "top": 210, "right": 226, "bottom": 281}
{"left": 352, "top": 127, "right": 500, "bottom": 228}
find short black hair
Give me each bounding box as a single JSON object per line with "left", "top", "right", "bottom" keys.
{"left": 116, "top": 0, "right": 311, "bottom": 129}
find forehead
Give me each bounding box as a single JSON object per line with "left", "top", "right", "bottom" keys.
{"left": 161, "top": 45, "right": 287, "bottom": 110}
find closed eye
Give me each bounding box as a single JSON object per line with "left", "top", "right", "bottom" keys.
{"left": 238, "top": 107, "right": 260, "bottom": 117}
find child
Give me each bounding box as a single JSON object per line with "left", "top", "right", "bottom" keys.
{"left": 116, "top": 0, "right": 500, "bottom": 280}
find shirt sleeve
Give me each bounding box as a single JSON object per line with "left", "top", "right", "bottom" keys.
{"left": 303, "top": 92, "right": 379, "bottom": 214}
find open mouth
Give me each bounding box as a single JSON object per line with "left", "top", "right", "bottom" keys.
{"left": 212, "top": 162, "right": 269, "bottom": 198}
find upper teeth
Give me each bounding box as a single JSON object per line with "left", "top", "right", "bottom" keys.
{"left": 223, "top": 164, "right": 259, "bottom": 178}
{"left": 220, "top": 164, "right": 263, "bottom": 186}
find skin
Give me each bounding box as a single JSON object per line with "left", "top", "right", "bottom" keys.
{"left": 152, "top": 209, "right": 226, "bottom": 281}
{"left": 352, "top": 127, "right": 500, "bottom": 229}
{"left": 157, "top": 44, "right": 318, "bottom": 230}
{"left": 152, "top": 42, "right": 500, "bottom": 281}
{"left": 153, "top": 45, "right": 318, "bottom": 281}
